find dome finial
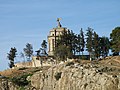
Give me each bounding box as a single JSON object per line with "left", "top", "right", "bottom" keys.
{"left": 57, "top": 18, "right": 62, "bottom": 28}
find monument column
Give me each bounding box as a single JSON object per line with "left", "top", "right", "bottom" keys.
{"left": 47, "top": 18, "right": 67, "bottom": 56}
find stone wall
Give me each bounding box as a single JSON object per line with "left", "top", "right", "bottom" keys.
{"left": 14, "top": 56, "right": 53, "bottom": 68}
{"left": 32, "top": 56, "right": 53, "bottom": 67}
{"left": 14, "top": 61, "right": 32, "bottom": 68}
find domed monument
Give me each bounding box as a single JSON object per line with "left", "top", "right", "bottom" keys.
{"left": 48, "top": 18, "right": 68, "bottom": 56}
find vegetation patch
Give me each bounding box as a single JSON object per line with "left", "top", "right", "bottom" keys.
{"left": 98, "top": 67, "right": 116, "bottom": 72}
{"left": 54, "top": 72, "right": 62, "bottom": 81}
{"left": 66, "top": 62, "right": 74, "bottom": 66}
{"left": 32, "top": 69, "right": 41, "bottom": 73}
{"left": 18, "top": 67, "right": 28, "bottom": 70}
{"left": 19, "top": 86, "right": 26, "bottom": 90}
{"left": 10, "top": 73, "right": 33, "bottom": 86}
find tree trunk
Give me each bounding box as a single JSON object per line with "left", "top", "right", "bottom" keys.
{"left": 89, "top": 52, "right": 92, "bottom": 61}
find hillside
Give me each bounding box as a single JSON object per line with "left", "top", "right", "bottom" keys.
{"left": 0, "top": 56, "right": 120, "bottom": 90}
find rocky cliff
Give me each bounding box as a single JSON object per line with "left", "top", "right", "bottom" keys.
{"left": 0, "top": 57, "right": 120, "bottom": 90}
{"left": 30, "top": 60, "right": 120, "bottom": 90}
{"left": 0, "top": 78, "right": 18, "bottom": 90}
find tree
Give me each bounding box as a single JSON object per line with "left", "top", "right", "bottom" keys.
{"left": 104, "top": 37, "right": 110, "bottom": 57}
{"left": 76, "top": 28, "right": 85, "bottom": 59}
{"left": 80, "top": 28, "right": 85, "bottom": 55}
{"left": 54, "top": 45, "right": 71, "bottom": 62}
{"left": 41, "top": 40, "right": 47, "bottom": 55}
{"left": 76, "top": 34, "right": 81, "bottom": 56}
{"left": 20, "top": 52, "right": 25, "bottom": 62}
{"left": 7, "top": 47, "right": 17, "bottom": 68}
{"left": 34, "top": 40, "right": 47, "bottom": 67}
{"left": 71, "top": 31, "right": 78, "bottom": 56}
{"left": 110, "top": 27, "right": 120, "bottom": 55}
{"left": 35, "top": 49, "right": 42, "bottom": 67}
{"left": 86, "top": 27, "right": 94, "bottom": 60}
{"left": 55, "top": 30, "right": 78, "bottom": 58}
{"left": 99, "top": 36, "right": 110, "bottom": 57}
{"left": 93, "top": 31, "right": 100, "bottom": 59}
{"left": 23, "top": 43, "right": 33, "bottom": 61}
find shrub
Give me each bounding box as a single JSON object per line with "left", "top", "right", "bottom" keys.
{"left": 11, "top": 73, "right": 32, "bottom": 86}
{"left": 54, "top": 72, "right": 62, "bottom": 81}
{"left": 19, "top": 86, "right": 25, "bottom": 90}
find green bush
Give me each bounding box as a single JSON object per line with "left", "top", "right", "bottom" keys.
{"left": 54, "top": 72, "right": 62, "bottom": 81}
{"left": 11, "top": 74, "right": 32, "bottom": 86}
{"left": 19, "top": 86, "right": 25, "bottom": 90}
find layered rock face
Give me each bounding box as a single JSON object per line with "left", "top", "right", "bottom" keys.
{"left": 0, "top": 58, "right": 120, "bottom": 90}
{"left": 0, "top": 79, "right": 18, "bottom": 90}
{"left": 30, "top": 62, "right": 120, "bottom": 90}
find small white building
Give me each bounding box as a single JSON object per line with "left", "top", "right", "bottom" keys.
{"left": 32, "top": 56, "right": 52, "bottom": 67}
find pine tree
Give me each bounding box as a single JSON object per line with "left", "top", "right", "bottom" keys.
{"left": 110, "top": 27, "right": 120, "bottom": 55}
{"left": 20, "top": 52, "right": 25, "bottom": 62}
{"left": 93, "top": 31, "right": 100, "bottom": 59}
{"left": 7, "top": 47, "right": 17, "bottom": 68}
{"left": 54, "top": 45, "right": 71, "bottom": 62}
{"left": 104, "top": 37, "right": 110, "bottom": 57}
{"left": 71, "top": 31, "right": 77, "bottom": 56}
{"left": 76, "top": 34, "right": 81, "bottom": 56}
{"left": 99, "top": 36, "right": 110, "bottom": 57}
{"left": 86, "top": 27, "right": 94, "bottom": 60}
{"left": 55, "top": 30, "right": 75, "bottom": 59}
{"left": 41, "top": 40, "right": 47, "bottom": 55}
{"left": 23, "top": 43, "right": 33, "bottom": 61}
{"left": 80, "top": 28, "right": 85, "bottom": 55}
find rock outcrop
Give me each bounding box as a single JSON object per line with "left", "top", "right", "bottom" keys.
{"left": 0, "top": 79, "right": 18, "bottom": 90}
{"left": 30, "top": 61, "right": 120, "bottom": 90}
{"left": 0, "top": 57, "right": 120, "bottom": 90}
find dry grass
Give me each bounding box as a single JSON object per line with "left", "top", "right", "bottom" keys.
{"left": 0, "top": 66, "right": 50, "bottom": 78}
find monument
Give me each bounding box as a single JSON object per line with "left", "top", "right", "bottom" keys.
{"left": 47, "top": 18, "right": 68, "bottom": 56}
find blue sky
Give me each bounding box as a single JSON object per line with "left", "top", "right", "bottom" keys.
{"left": 0, "top": 0, "right": 120, "bottom": 71}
